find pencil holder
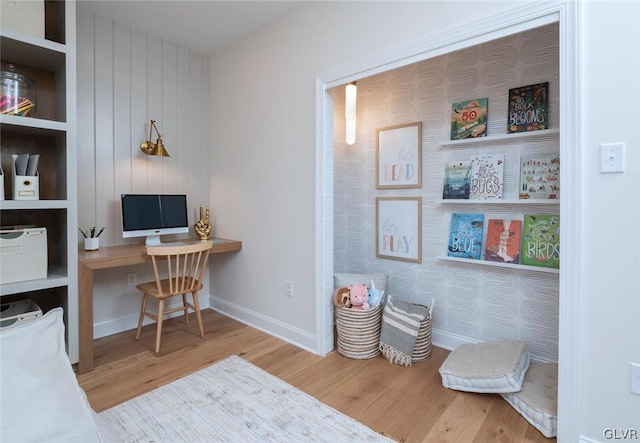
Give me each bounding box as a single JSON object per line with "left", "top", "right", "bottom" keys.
{"left": 84, "top": 238, "right": 99, "bottom": 251}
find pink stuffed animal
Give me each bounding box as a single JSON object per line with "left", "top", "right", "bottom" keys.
{"left": 348, "top": 284, "right": 370, "bottom": 310}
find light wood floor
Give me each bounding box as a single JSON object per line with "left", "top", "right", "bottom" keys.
{"left": 77, "top": 309, "right": 554, "bottom": 443}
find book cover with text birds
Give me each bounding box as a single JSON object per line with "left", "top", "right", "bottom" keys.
{"left": 507, "top": 82, "right": 549, "bottom": 133}
{"left": 450, "top": 98, "right": 488, "bottom": 140}
{"left": 442, "top": 160, "right": 472, "bottom": 199}
{"left": 485, "top": 219, "right": 522, "bottom": 264}
{"left": 469, "top": 154, "right": 504, "bottom": 200}
{"left": 447, "top": 213, "right": 484, "bottom": 260}
{"left": 519, "top": 154, "right": 560, "bottom": 200}
{"left": 521, "top": 214, "right": 560, "bottom": 268}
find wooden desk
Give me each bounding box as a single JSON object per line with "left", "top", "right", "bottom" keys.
{"left": 77, "top": 238, "right": 242, "bottom": 373}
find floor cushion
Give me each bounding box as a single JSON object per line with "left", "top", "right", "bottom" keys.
{"left": 0, "top": 308, "right": 107, "bottom": 442}
{"left": 439, "top": 340, "right": 530, "bottom": 393}
{"left": 501, "top": 363, "right": 558, "bottom": 438}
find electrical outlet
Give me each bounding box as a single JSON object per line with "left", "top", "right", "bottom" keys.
{"left": 126, "top": 272, "right": 137, "bottom": 287}
{"left": 631, "top": 362, "right": 640, "bottom": 395}
{"left": 286, "top": 280, "right": 293, "bottom": 297}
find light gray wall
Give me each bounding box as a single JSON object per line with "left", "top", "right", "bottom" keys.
{"left": 76, "top": 9, "right": 211, "bottom": 336}
{"left": 208, "top": 1, "right": 639, "bottom": 441}
{"left": 333, "top": 23, "right": 560, "bottom": 363}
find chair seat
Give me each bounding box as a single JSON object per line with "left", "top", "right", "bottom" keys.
{"left": 136, "top": 279, "right": 203, "bottom": 299}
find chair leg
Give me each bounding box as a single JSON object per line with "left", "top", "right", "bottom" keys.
{"left": 136, "top": 293, "right": 149, "bottom": 340}
{"left": 155, "top": 299, "right": 165, "bottom": 354}
{"left": 182, "top": 294, "right": 189, "bottom": 324}
{"left": 191, "top": 291, "right": 205, "bottom": 339}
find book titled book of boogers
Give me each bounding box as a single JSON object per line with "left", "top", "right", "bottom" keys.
{"left": 447, "top": 213, "right": 484, "bottom": 260}
{"left": 507, "top": 82, "right": 549, "bottom": 133}
{"left": 520, "top": 214, "right": 559, "bottom": 268}
{"left": 485, "top": 219, "right": 522, "bottom": 264}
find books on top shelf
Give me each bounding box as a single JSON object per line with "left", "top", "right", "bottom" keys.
{"left": 521, "top": 214, "right": 560, "bottom": 268}
{"left": 519, "top": 154, "right": 560, "bottom": 200}
{"left": 485, "top": 219, "right": 522, "bottom": 264}
{"left": 450, "top": 98, "right": 488, "bottom": 140}
{"left": 442, "top": 160, "right": 471, "bottom": 199}
{"left": 507, "top": 82, "right": 549, "bottom": 133}
{"left": 469, "top": 154, "right": 504, "bottom": 200}
{"left": 447, "top": 212, "right": 484, "bottom": 260}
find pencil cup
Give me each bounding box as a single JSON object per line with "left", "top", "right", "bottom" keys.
{"left": 84, "top": 238, "right": 99, "bottom": 251}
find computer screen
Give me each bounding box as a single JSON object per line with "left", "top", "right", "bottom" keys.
{"left": 121, "top": 194, "right": 189, "bottom": 246}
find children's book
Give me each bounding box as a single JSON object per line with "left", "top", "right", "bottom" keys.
{"left": 447, "top": 213, "right": 484, "bottom": 260}
{"left": 507, "top": 82, "right": 549, "bottom": 133}
{"left": 442, "top": 160, "right": 471, "bottom": 199}
{"left": 485, "top": 219, "right": 522, "bottom": 264}
{"left": 519, "top": 154, "right": 560, "bottom": 200}
{"left": 469, "top": 154, "right": 504, "bottom": 200}
{"left": 520, "top": 214, "right": 560, "bottom": 268}
{"left": 450, "top": 98, "right": 488, "bottom": 140}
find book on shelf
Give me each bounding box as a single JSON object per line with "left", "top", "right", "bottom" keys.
{"left": 447, "top": 212, "right": 484, "bottom": 260}
{"left": 519, "top": 154, "right": 560, "bottom": 200}
{"left": 507, "top": 82, "right": 549, "bottom": 133}
{"left": 485, "top": 218, "right": 522, "bottom": 264}
{"left": 469, "top": 153, "right": 504, "bottom": 200}
{"left": 450, "top": 98, "right": 488, "bottom": 140}
{"left": 520, "top": 214, "right": 560, "bottom": 268}
{"left": 442, "top": 160, "right": 472, "bottom": 199}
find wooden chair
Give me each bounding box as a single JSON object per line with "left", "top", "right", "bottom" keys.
{"left": 135, "top": 241, "right": 213, "bottom": 354}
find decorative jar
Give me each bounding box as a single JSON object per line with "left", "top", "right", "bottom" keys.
{"left": 1, "top": 64, "right": 36, "bottom": 117}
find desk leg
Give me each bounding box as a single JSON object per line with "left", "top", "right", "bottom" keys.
{"left": 78, "top": 263, "right": 94, "bottom": 374}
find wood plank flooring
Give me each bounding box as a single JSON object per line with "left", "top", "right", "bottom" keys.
{"left": 77, "top": 309, "right": 554, "bottom": 443}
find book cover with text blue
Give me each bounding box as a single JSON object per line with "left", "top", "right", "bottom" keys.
{"left": 447, "top": 213, "right": 484, "bottom": 260}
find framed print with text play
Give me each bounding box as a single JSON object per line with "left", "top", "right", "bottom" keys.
{"left": 376, "top": 197, "right": 422, "bottom": 263}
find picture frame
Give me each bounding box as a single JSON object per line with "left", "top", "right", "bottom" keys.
{"left": 376, "top": 197, "right": 422, "bottom": 263}
{"left": 376, "top": 122, "right": 422, "bottom": 189}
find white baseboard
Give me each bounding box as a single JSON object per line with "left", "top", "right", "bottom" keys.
{"left": 93, "top": 294, "right": 210, "bottom": 339}
{"left": 209, "top": 296, "right": 317, "bottom": 354}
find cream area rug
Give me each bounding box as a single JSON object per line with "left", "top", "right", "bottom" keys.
{"left": 100, "top": 355, "right": 393, "bottom": 442}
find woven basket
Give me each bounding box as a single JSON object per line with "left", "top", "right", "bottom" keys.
{"left": 335, "top": 304, "right": 383, "bottom": 359}
{"left": 411, "top": 304, "right": 432, "bottom": 362}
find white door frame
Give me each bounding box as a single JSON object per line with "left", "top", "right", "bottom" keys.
{"left": 314, "top": 1, "right": 581, "bottom": 440}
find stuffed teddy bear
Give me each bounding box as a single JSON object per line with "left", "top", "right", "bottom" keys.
{"left": 333, "top": 287, "right": 351, "bottom": 308}
{"left": 348, "top": 283, "right": 370, "bottom": 310}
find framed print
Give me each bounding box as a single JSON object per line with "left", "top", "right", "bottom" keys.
{"left": 376, "top": 121, "right": 422, "bottom": 189}
{"left": 376, "top": 197, "right": 422, "bottom": 263}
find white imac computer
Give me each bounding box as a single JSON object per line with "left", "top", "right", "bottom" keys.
{"left": 121, "top": 194, "right": 189, "bottom": 246}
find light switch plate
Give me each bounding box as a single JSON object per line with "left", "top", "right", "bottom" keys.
{"left": 600, "top": 142, "right": 625, "bottom": 173}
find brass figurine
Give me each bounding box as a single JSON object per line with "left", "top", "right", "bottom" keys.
{"left": 194, "top": 205, "right": 212, "bottom": 240}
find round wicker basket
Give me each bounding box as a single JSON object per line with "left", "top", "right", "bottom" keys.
{"left": 335, "top": 305, "right": 383, "bottom": 359}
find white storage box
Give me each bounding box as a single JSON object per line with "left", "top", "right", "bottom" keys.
{"left": 0, "top": 227, "right": 47, "bottom": 284}
{"left": 0, "top": 0, "right": 45, "bottom": 38}
{"left": 0, "top": 299, "right": 42, "bottom": 330}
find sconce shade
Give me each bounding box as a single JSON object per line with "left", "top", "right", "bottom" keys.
{"left": 140, "top": 120, "right": 170, "bottom": 157}
{"left": 345, "top": 82, "right": 357, "bottom": 145}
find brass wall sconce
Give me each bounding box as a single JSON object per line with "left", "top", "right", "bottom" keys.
{"left": 140, "top": 119, "right": 170, "bottom": 157}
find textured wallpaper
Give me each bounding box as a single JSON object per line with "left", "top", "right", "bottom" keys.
{"left": 333, "top": 23, "right": 559, "bottom": 362}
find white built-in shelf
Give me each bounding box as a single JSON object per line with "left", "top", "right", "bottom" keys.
{"left": 0, "top": 29, "right": 66, "bottom": 70}
{"left": 439, "top": 128, "right": 559, "bottom": 147}
{"left": 0, "top": 115, "right": 67, "bottom": 132}
{"left": 0, "top": 200, "right": 69, "bottom": 210}
{"left": 437, "top": 255, "right": 559, "bottom": 274}
{"left": 437, "top": 199, "right": 559, "bottom": 205}
{"left": 0, "top": 267, "right": 69, "bottom": 296}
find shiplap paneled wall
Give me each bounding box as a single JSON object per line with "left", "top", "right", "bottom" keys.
{"left": 76, "top": 10, "right": 211, "bottom": 337}
{"left": 77, "top": 10, "right": 210, "bottom": 248}
{"left": 333, "top": 24, "right": 559, "bottom": 362}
